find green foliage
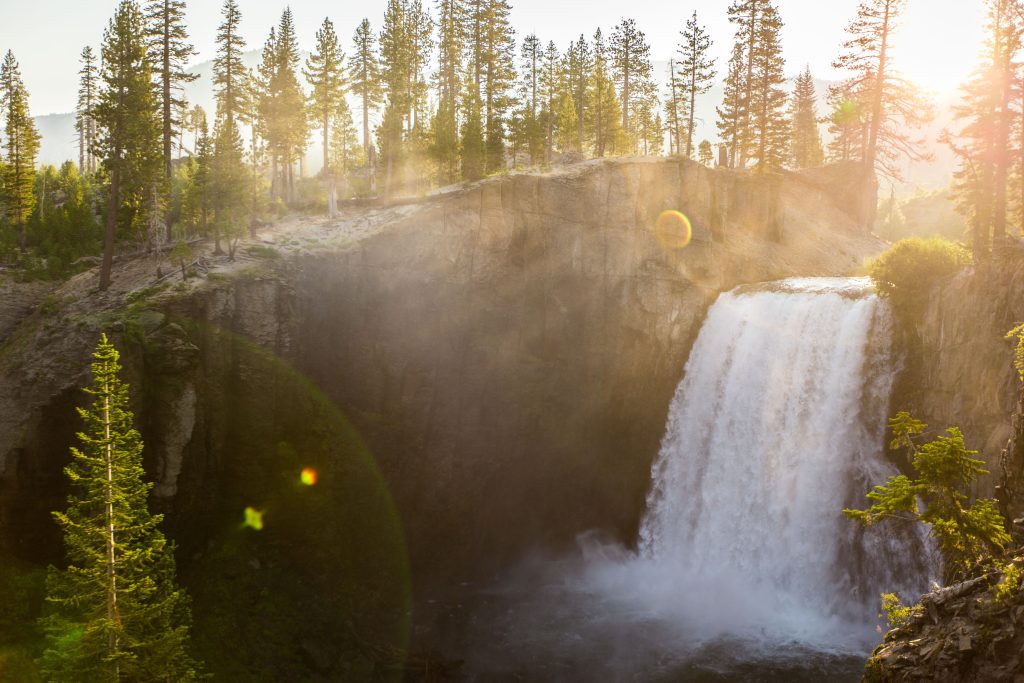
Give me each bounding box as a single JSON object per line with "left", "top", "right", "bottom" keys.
{"left": 867, "top": 237, "right": 971, "bottom": 322}
{"left": 1, "top": 50, "right": 41, "bottom": 254}
{"left": 39, "top": 335, "right": 200, "bottom": 681}
{"left": 170, "top": 239, "right": 193, "bottom": 281}
{"left": 993, "top": 562, "right": 1022, "bottom": 604}
{"left": 1006, "top": 324, "right": 1024, "bottom": 383}
{"left": 845, "top": 413, "right": 1011, "bottom": 582}
{"left": 24, "top": 163, "right": 102, "bottom": 280}
{"left": 879, "top": 592, "right": 922, "bottom": 630}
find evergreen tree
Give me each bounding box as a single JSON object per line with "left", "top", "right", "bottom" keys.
{"left": 144, "top": 0, "right": 198, "bottom": 240}
{"left": 258, "top": 10, "right": 308, "bottom": 205}
{"left": 518, "top": 33, "right": 544, "bottom": 163}
{"left": 833, "top": 0, "right": 932, "bottom": 181}
{"left": 789, "top": 66, "right": 824, "bottom": 168}
{"left": 76, "top": 47, "right": 100, "bottom": 175}
{"left": 664, "top": 58, "right": 683, "bottom": 155}
{"left": 305, "top": 17, "right": 347, "bottom": 215}
{"left": 460, "top": 93, "right": 484, "bottom": 179}
{"left": 555, "top": 90, "right": 579, "bottom": 154}
{"left": 329, "top": 103, "right": 360, "bottom": 184}
{"left": 609, "top": 18, "right": 654, "bottom": 152}
{"left": 539, "top": 41, "right": 560, "bottom": 163}
{"left": 564, "top": 35, "right": 592, "bottom": 153}
{"left": 379, "top": 0, "right": 412, "bottom": 194}
{"left": 825, "top": 83, "right": 866, "bottom": 162}
{"left": 213, "top": 0, "right": 246, "bottom": 128}
{"left": 587, "top": 29, "right": 625, "bottom": 158}
{"left": 717, "top": 42, "right": 746, "bottom": 167}
{"left": 94, "top": 0, "right": 162, "bottom": 291}
{"left": 433, "top": 0, "right": 464, "bottom": 182}
{"left": 0, "top": 51, "right": 40, "bottom": 255}
{"left": 39, "top": 335, "right": 199, "bottom": 681}
{"left": 946, "top": 0, "right": 1022, "bottom": 260}
{"left": 211, "top": 117, "right": 248, "bottom": 257}
{"left": 350, "top": 19, "right": 384, "bottom": 161}
{"left": 747, "top": 3, "right": 788, "bottom": 171}
{"left": 472, "top": 0, "right": 516, "bottom": 172}
{"left": 698, "top": 139, "right": 713, "bottom": 165}
{"left": 676, "top": 11, "right": 717, "bottom": 159}
{"left": 845, "top": 413, "right": 1011, "bottom": 583}
{"left": 182, "top": 114, "right": 211, "bottom": 239}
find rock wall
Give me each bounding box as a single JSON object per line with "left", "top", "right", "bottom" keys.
{"left": 0, "top": 159, "right": 883, "bottom": 674}
{"left": 900, "top": 255, "right": 1024, "bottom": 500}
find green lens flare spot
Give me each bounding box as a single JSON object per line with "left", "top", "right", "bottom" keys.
{"left": 243, "top": 507, "right": 264, "bottom": 531}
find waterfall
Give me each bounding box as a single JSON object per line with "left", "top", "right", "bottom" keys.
{"left": 631, "top": 277, "right": 930, "bottom": 639}
{"left": 455, "top": 278, "right": 933, "bottom": 681}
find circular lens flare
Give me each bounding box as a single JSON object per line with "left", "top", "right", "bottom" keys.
{"left": 655, "top": 210, "right": 693, "bottom": 251}
{"left": 300, "top": 467, "right": 318, "bottom": 486}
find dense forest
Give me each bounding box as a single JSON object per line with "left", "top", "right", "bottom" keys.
{"left": 0, "top": 0, "right": 1018, "bottom": 291}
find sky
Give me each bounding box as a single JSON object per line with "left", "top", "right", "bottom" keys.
{"left": 1, "top": 0, "right": 989, "bottom": 117}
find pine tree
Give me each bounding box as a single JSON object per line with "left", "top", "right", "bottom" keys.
{"left": 0, "top": 51, "right": 40, "bottom": 255}
{"left": 433, "top": 0, "right": 464, "bottom": 182}
{"left": 826, "top": 82, "right": 866, "bottom": 162}
{"left": 587, "top": 29, "right": 625, "bottom": 158}
{"left": 555, "top": 90, "right": 579, "bottom": 154}
{"left": 379, "top": 0, "right": 412, "bottom": 194}
{"left": 211, "top": 117, "right": 248, "bottom": 257}
{"left": 460, "top": 93, "right": 484, "bottom": 179}
{"left": 664, "top": 58, "right": 683, "bottom": 155}
{"left": 676, "top": 11, "right": 717, "bottom": 159}
{"left": 833, "top": 0, "right": 932, "bottom": 181}
{"left": 258, "top": 10, "right": 308, "bottom": 205}
{"left": 748, "top": 3, "right": 788, "bottom": 171}
{"left": 76, "top": 47, "right": 100, "bottom": 175}
{"left": 698, "top": 139, "right": 713, "bottom": 165}
{"left": 329, "top": 103, "right": 360, "bottom": 183}
{"left": 475, "top": 0, "right": 516, "bottom": 172}
{"left": 94, "top": 1, "right": 162, "bottom": 291}
{"left": 144, "top": 0, "right": 198, "bottom": 240}
{"left": 564, "top": 35, "right": 592, "bottom": 153}
{"left": 213, "top": 0, "right": 246, "bottom": 128}
{"left": 39, "top": 335, "right": 199, "bottom": 681}
{"left": 790, "top": 66, "right": 824, "bottom": 168}
{"left": 610, "top": 18, "right": 654, "bottom": 152}
{"left": 539, "top": 41, "right": 560, "bottom": 163}
{"left": 182, "top": 114, "right": 211, "bottom": 239}
{"left": 350, "top": 19, "right": 384, "bottom": 162}
{"left": 947, "top": 0, "right": 1022, "bottom": 260}
{"left": 717, "top": 42, "right": 746, "bottom": 167}
{"left": 305, "top": 17, "right": 347, "bottom": 215}
{"left": 518, "top": 33, "right": 544, "bottom": 163}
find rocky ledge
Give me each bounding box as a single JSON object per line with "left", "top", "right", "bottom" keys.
{"left": 865, "top": 552, "right": 1024, "bottom": 682}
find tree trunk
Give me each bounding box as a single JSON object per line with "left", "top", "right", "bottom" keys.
{"left": 865, "top": 0, "right": 891, "bottom": 178}
{"left": 99, "top": 166, "right": 120, "bottom": 291}
{"left": 103, "top": 382, "right": 120, "bottom": 668}
{"left": 162, "top": 1, "right": 173, "bottom": 243}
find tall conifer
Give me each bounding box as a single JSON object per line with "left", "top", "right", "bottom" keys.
{"left": 40, "top": 335, "right": 199, "bottom": 681}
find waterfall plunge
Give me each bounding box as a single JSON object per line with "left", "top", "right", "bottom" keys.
{"left": 457, "top": 278, "right": 933, "bottom": 681}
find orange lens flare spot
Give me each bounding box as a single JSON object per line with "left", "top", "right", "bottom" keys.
{"left": 300, "top": 467, "right": 318, "bottom": 486}
{"left": 655, "top": 210, "right": 693, "bottom": 251}
{"left": 243, "top": 507, "right": 264, "bottom": 531}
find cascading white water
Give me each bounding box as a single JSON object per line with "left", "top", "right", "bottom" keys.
{"left": 456, "top": 278, "right": 933, "bottom": 681}
{"left": 629, "top": 277, "right": 930, "bottom": 639}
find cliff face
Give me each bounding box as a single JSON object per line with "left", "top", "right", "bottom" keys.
{"left": 900, "top": 256, "right": 1024, "bottom": 502}
{"left": 0, "top": 159, "right": 881, "bottom": 675}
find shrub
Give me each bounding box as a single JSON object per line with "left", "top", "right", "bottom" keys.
{"left": 868, "top": 237, "right": 970, "bottom": 322}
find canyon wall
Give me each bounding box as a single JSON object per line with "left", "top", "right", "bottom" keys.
{"left": 0, "top": 159, "right": 882, "bottom": 675}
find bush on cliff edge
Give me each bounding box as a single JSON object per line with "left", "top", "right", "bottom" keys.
{"left": 868, "top": 237, "right": 971, "bottom": 322}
